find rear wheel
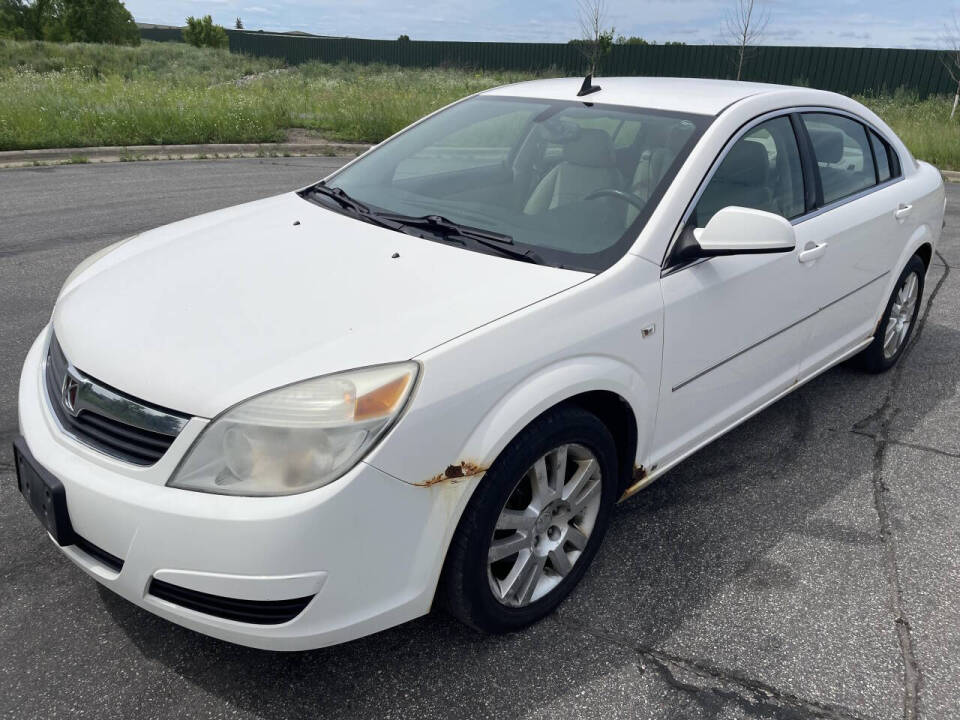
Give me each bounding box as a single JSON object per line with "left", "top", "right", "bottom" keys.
{"left": 440, "top": 405, "right": 617, "bottom": 633}
{"left": 855, "top": 254, "right": 925, "bottom": 373}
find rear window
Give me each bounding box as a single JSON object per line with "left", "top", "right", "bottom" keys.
{"left": 869, "top": 130, "right": 894, "bottom": 183}
{"left": 802, "top": 113, "right": 875, "bottom": 205}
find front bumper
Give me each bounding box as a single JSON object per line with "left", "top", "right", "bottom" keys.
{"left": 17, "top": 328, "right": 463, "bottom": 650}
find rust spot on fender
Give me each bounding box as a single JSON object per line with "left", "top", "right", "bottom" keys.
{"left": 416, "top": 461, "right": 486, "bottom": 487}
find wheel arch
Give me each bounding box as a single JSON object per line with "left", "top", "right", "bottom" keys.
{"left": 458, "top": 356, "right": 651, "bottom": 496}
{"left": 562, "top": 390, "right": 639, "bottom": 495}
{"left": 874, "top": 225, "right": 935, "bottom": 330}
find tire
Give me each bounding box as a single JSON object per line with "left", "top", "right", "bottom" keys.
{"left": 854, "top": 254, "right": 925, "bottom": 373}
{"left": 439, "top": 405, "right": 618, "bottom": 633}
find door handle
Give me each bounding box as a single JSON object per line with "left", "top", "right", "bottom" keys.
{"left": 798, "top": 241, "right": 828, "bottom": 264}
{"left": 894, "top": 203, "right": 913, "bottom": 220}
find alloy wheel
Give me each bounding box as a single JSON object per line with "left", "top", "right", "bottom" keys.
{"left": 487, "top": 443, "right": 603, "bottom": 608}
{"left": 883, "top": 270, "right": 919, "bottom": 359}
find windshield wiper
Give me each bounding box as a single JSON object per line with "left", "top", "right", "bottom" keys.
{"left": 302, "top": 183, "right": 402, "bottom": 231}
{"left": 305, "top": 183, "right": 371, "bottom": 213}
{"left": 302, "top": 190, "right": 545, "bottom": 265}
{"left": 374, "top": 213, "right": 512, "bottom": 243}
{"left": 371, "top": 213, "right": 545, "bottom": 264}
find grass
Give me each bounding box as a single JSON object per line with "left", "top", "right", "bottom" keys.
{"left": 857, "top": 91, "right": 960, "bottom": 171}
{"left": 0, "top": 39, "right": 957, "bottom": 170}
{"left": 0, "top": 39, "right": 545, "bottom": 150}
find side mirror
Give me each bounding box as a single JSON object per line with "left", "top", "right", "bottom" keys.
{"left": 691, "top": 206, "right": 796, "bottom": 258}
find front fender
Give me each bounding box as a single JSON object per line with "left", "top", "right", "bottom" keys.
{"left": 458, "top": 355, "right": 652, "bottom": 472}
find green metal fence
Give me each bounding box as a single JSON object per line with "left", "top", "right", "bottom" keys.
{"left": 138, "top": 28, "right": 186, "bottom": 43}
{"left": 141, "top": 27, "right": 954, "bottom": 98}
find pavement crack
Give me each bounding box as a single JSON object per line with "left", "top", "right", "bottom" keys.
{"left": 555, "top": 616, "right": 878, "bottom": 720}
{"left": 851, "top": 430, "right": 960, "bottom": 460}
{"left": 859, "top": 251, "right": 950, "bottom": 720}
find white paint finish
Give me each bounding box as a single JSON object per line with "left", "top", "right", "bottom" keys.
{"left": 53, "top": 192, "right": 589, "bottom": 418}
{"left": 627, "top": 87, "right": 920, "bottom": 265}
{"left": 652, "top": 248, "right": 814, "bottom": 468}
{"left": 19, "top": 334, "right": 464, "bottom": 650}
{"left": 794, "top": 186, "right": 906, "bottom": 373}
{"left": 366, "top": 256, "right": 663, "bottom": 485}
{"left": 798, "top": 162, "right": 945, "bottom": 381}
{"left": 482, "top": 76, "right": 785, "bottom": 116}
{"left": 17, "top": 79, "right": 947, "bottom": 649}
{"left": 152, "top": 569, "right": 327, "bottom": 602}
{"left": 697, "top": 206, "right": 797, "bottom": 253}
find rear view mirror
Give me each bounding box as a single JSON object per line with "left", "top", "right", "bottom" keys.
{"left": 694, "top": 206, "right": 796, "bottom": 258}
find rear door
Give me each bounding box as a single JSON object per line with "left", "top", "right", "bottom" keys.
{"left": 793, "top": 112, "right": 910, "bottom": 377}
{"left": 652, "top": 114, "right": 818, "bottom": 468}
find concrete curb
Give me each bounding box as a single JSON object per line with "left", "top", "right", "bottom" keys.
{"left": 0, "top": 141, "right": 371, "bottom": 168}
{"left": 2, "top": 143, "right": 958, "bottom": 182}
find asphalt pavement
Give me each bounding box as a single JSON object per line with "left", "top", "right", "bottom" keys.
{"left": 1, "top": 158, "right": 957, "bottom": 720}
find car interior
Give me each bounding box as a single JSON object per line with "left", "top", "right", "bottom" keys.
{"left": 333, "top": 99, "right": 901, "bottom": 272}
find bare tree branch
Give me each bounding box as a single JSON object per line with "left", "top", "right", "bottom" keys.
{"left": 725, "top": 0, "right": 769, "bottom": 81}
{"left": 941, "top": 13, "right": 960, "bottom": 119}
{"left": 576, "top": 0, "right": 614, "bottom": 75}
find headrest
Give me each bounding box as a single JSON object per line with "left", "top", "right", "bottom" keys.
{"left": 715, "top": 139, "right": 768, "bottom": 185}
{"left": 666, "top": 124, "right": 690, "bottom": 153}
{"left": 808, "top": 127, "right": 844, "bottom": 164}
{"left": 562, "top": 128, "right": 616, "bottom": 168}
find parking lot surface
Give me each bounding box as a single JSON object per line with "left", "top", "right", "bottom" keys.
{"left": 1, "top": 158, "right": 957, "bottom": 720}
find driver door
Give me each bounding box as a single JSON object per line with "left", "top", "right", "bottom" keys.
{"left": 650, "top": 114, "right": 820, "bottom": 469}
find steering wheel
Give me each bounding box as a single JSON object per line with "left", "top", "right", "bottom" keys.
{"left": 583, "top": 188, "right": 646, "bottom": 211}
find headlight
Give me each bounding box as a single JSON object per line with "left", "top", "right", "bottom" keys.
{"left": 169, "top": 362, "right": 418, "bottom": 496}
{"left": 58, "top": 237, "right": 134, "bottom": 300}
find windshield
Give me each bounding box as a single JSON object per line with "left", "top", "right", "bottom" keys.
{"left": 311, "top": 95, "right": 711, "bottom": 272}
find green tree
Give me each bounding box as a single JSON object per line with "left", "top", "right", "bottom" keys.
{"left": 0, "top": 0, "right": 57, "bottom": 40}
{"left": 61, "top": 0, "right": 139, "bottom": 45}
{"left": 0, "top": 0, "right": 138, "bottom": 43}
{"left": 0, "top": 0, "right": 28, "bottom": 38}
{"left": 615, "top": 35, "right": 650, "bottom": 45}
{"left": 183, "top": 14, "right": 228, "bottom": 48}
{"left": 397, "top": 33, "right": 410, "bottom": 41}
{"left": 234, "top": 16, "right": 242, "bottom": 29}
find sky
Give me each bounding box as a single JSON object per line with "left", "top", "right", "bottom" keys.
{"left": 126, "top": 0, "right": 960, "bottom": 49}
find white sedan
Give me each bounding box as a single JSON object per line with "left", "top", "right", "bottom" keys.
{"left": 15, "top": 77, "right": 945, "bottom": 650}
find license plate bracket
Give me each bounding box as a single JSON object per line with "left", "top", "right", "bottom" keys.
{"left": 13, "top": 436, "right": 77, "bottom": 546}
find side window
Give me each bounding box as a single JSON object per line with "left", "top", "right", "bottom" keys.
{"left": 802, "top": 113, "right": 874, "bottom": 205}
{"left": 870, "top": 130, "right": 893, "bottom": 183}
{"left": 691, "top": 116, "right": 805, "bottom": 228}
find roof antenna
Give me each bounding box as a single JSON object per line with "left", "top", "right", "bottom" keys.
{"left": 577, "top": 73, "right": 601, "bottom": 97}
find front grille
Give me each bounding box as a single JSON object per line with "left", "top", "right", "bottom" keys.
{"left": 148, "top": 579, "right": 314, "bottom": 625}
{"left": 44, "top": 335, "right": 189, "bottom": 466}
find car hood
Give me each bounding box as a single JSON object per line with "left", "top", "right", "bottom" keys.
{"left": 53, "top": 192, "right": 589, "bottom": 418}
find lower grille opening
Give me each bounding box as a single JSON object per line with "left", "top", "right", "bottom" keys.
{"left": 148, "top": 579, "right": 314, "bottom": 625}
{"left": 74, "top": 535, "right": 124, "bottom": 573}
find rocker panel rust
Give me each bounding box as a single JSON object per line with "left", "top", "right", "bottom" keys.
{"left": 618, "top": 465, "right": 651, "bottom": 502}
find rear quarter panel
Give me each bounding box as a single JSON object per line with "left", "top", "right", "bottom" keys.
{"left": 880, "top": 161, "right": 945, "bottom": 314}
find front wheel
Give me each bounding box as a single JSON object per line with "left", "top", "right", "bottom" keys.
{"left": 854, "top": 254, "right": 925, "bottom": 373}
{"left": 439, "top": 405, "right": 618, "bottom": 633}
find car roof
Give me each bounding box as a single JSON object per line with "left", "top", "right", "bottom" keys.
{"left": 481, "top": 76, "right": 820, "bottom": 116}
